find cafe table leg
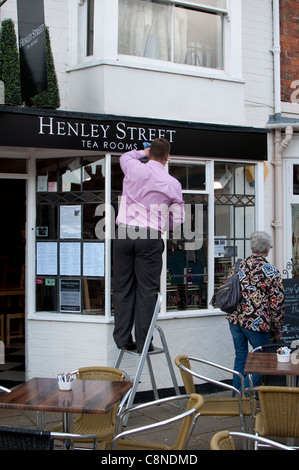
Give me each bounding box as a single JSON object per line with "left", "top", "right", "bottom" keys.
{"left": 36, "top": 411, "right": 46, "bottom": 430}
{"left": 286, "top": 376, "right": 297, "bottom": 387}
{"left": 62, "top": 412, "right": 74, "bottom": 450}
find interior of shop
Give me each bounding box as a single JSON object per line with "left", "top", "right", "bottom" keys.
{"left": 0, "top": 179, "right": 26, "bottom": 388}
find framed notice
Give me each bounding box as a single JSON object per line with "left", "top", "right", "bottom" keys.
{"left": 60, "top": 242, "right": 81, "bottom": 276}
{"left": 36, "top": 242, "right": 57, "bottom": 275}
{"left": 83, "top": 243, "right": 105, "bottom": 277}
{"left": 60, "top": 279, "right": 81, "bottom": 313}
{"left": 60, "top": 205, "right": 81, "bottom": 239}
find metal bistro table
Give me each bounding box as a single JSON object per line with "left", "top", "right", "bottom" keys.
{"left": 0, "top": 377, "right": 132, "bottom": 443}
{"left": 244, "top": 352, "right": 299, "bottom": 387}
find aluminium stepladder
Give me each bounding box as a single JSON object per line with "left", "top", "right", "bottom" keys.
{"left": 114, "top": 292, "right": 182, "bottom": 415}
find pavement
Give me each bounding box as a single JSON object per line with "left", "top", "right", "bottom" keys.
{"left": 0, "top": 389, "right": 244, "bottom": 451}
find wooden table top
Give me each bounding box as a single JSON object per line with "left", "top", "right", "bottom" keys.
{"left": 244, "top": 352, "right": 299, "bottom": 377}
{"left": 0, "top": 377, "right": 132, "bottom": 414}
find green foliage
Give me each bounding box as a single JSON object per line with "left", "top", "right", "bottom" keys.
{"left": 0, "top": 19, "right": 60, "bottom": 109}
{"left": 0, "top": 18, "right": 22, "bottom": 105}
{"left": 27, "top": 26, "right": 60, "bottom": 109}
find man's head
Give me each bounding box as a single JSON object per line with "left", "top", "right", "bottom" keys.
{"left": 149, "top": 138, "right": 170, "bottom": 165}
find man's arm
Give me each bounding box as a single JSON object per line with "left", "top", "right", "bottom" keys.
{"left": 120, "top": 148, "right": 149, "bottom": 174}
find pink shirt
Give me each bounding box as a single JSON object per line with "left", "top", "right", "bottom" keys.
{"left": 116, "top": 149, "right": 185, "bottom": 233}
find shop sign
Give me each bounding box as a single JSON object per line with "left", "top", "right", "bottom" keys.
{"left": 17, "top": 0, "right": 47, "bottom": 101}
{"left": 0, "top": 108, "right": 268, "bottom": 160}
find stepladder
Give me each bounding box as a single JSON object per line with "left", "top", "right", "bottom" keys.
{"left": 114, "top": 292, "right": 182, "bottom": 421}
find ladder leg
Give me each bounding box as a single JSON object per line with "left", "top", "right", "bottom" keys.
{"left": 155, "top": 324, "right": 182, "bottom": 404}
{"left": 146, "top": 355, "right": 159, "bottom": 401}
{"left": 115, "top": 349, "right": 125, "bottom": 369}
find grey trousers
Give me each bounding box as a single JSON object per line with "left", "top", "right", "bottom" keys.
{"left": 113, "top": 228, "right": 164, "bottom": 352}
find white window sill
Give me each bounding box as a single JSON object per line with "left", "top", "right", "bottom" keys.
{"left": 67, "top": 56, "right": 245, "bottom": 85}
{"left": 28, "top": 308, "right": 225, "bottom": 323}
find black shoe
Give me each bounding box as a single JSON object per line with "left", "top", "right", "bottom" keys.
{"left": 137, "top": 342, "right": 154, "bottom": 353}
{"left": 123, "top": 341, "right": 137, "bottom": 351}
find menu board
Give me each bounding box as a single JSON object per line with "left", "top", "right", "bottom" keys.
{"left": 281, "top": 278, "right": 299, "bottom": 343}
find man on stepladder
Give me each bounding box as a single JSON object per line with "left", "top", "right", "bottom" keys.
{"left": 113, "top": 138, "right": 184, "bottom": 353}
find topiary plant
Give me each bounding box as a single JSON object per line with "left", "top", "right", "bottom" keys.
{"left": 27, "top": 26, "right": 60, "bottom": 109}
{"left": 0, "top": 18, "right": 22, "bottom": 105}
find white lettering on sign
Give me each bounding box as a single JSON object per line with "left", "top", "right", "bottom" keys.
{"left": 38, "top": 116, "right": 177, "bottom": 150}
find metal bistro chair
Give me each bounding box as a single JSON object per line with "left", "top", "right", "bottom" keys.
{"left": 0, "top": 426, "right": 98, "bottom": 450}
{"left": 175, "top": 355, "right": 256, "bottom": 436}
{"left": 254, "top": 386, "right": 299, "bottom": 450}
{"left": 111, "top": 393, "right": 204, "bottom": 451}
{"left": 49, "top": 366, "right": 132, "bottom": 450}
{"left": 210, "top": 430, "right": 295, "bottom": 451}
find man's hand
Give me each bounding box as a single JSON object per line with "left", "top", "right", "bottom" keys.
{"left": 144, "top": 147, "right": 150, "bottom": 158}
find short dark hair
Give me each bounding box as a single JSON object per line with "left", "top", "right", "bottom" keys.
{"left": 149, "top": 138, "right": 170, "bottom": 162}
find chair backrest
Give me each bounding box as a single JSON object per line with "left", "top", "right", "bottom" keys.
{"left": 174, "top": 355, "right": 196, "bottom": 395}
{"left": 75, "top": 366, "right": 125, "bottom": 382}
{"left": 210, "top": 430, "right": 235, "bottom": 450}
{"left": 0, "top": 426, "right": 53, "bottom": 450}
{"left": 258, "top": 386, "right": 299, "bottom": 438}
{"left": 173, "top": 393, "right": 204, "bottom": 450}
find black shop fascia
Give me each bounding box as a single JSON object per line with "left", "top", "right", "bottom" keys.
{"left": 0, "top": 105, "right": 269, "bottom": 160}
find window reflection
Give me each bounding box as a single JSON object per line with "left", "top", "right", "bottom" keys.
{"left": 168, "top": 163, "right": 205, "bottom": 190}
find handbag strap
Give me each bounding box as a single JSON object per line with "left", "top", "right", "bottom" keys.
{"left": 234, "top": 258, "right": 242, "bottom": 273}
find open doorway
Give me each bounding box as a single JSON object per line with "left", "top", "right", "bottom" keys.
{"left": 0, "top": 179, "right": 26, "bottom": 388}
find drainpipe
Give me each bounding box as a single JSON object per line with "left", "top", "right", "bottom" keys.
{"left": 272, "top": 126, "right": 293, "bottom": 272}
{"left": 272, "top": 0, "right": 281, "bottom": 119}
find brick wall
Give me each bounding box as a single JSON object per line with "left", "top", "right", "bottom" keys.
{"left": 280, "top": 0, "right": 299, "bottom": 102}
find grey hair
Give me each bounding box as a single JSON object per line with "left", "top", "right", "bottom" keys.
{"left": 250, "top": 231, "right": 272, "bottom": 255}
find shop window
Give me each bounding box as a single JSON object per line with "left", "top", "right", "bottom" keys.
{"left": 36, "top": 157, "right": 105, "bottom": 315}
{"left": 118, "top": 0, "right": 226, "bottom": 69}
{"left": 292, "top": 205, "right": 299, "bottom": 277}
{"left": 293, "top": 165, "right": 299, "bottom": 195}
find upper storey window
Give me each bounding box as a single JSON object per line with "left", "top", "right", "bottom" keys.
{"left": 118, "top": 0, "right": 227, "bottom": 69}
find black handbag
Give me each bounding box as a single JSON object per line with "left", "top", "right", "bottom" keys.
{"left": 210, "top": 259, "right": 242, "bottom": 313}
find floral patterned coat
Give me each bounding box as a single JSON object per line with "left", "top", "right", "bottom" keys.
{"left": 226, "top": 254, "right": 285, "bottom": 334}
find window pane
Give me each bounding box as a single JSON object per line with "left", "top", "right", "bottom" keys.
{"left": 292, "top": 205, "right": 299, "bottom": 277}
{"left": 86, "top": 0, "right": 94, "bottom": 56}
{"left": 60, "top": 158, "right": 82, "bottom": 192}
{"left": 83, "top": 279, "right": 104, "bottom": 314}
{"left": 181, "top": 8, "right": 223, "bottom": 68}
{"left": 37, "top": 159, "right": 58, "bottom": 192}
{"left": 214, "top": 162, "right": 256, "bottom": 287}
{"left": 293, "top": 165, "right": 299, "bottom": 195}
{"left": 167, "top": 194, "right": 208, "bottom": 310}
{"left": 82, "top": 157, "right": 105, "bottom": 191}
{"left": 168, "top": 163, "right": 205, "bottom": 190}
{"left": 119, "top": 0, "right": 170, "bottom": 60}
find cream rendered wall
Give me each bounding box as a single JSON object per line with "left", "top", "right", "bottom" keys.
{"left": 242, "top": 0, "right": 275, "bottom": 259}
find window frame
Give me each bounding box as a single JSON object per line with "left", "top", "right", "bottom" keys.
{"left": 69, "top": 1, "right": 243, "bottom": 83}
{"left": 29, "top": 153, "right": 263, "bottom": 322}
